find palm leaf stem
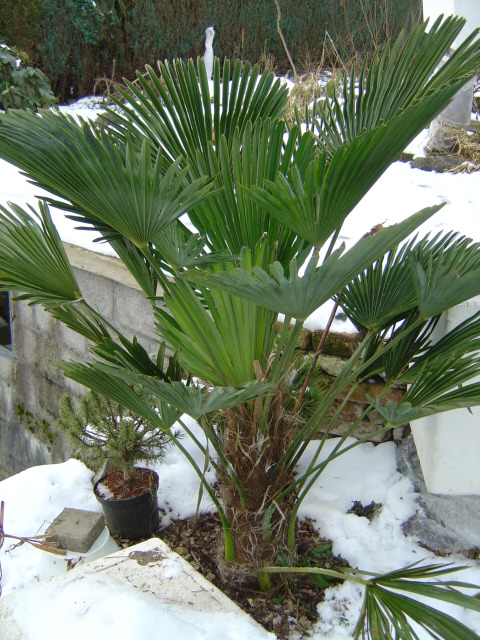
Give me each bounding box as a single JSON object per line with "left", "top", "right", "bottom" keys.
{"left": 280, "top": 330, "right": 378, "bottom": 474}
{"left": 324, "top": 227, "right": 342, "bottom": 261}
{"left": 265, "top": 316, "right": 294, "bottom": 382}
{"left": 258, "top": 314, "right": 293, "bottom": 435}
{"left": 285, "top": 421, "right": 400, "bottom": 550}
{"left": 260, "top": 564, "right": 371, "bottom": 586}
{"left": 176, "top": 417, "right": 222, "bottom": 476}
{"left": 284, "top": 314, "right": 417, "bottom": 476}
{"left": 260, "top": 387, "right": 386, "bottom": 548}
{"left": 169, "top": 431, "right": 235, "bottom": 562}
{"left": 259, "top": 318, "right": 303, "bottom": 437}
{"left": 293, "top": 299, "right": 338, "bottom": 415}
{"left": 194, "top": 419, "right": 210, "bottom": 519}
{"left": 293, "top": 378, "right": 368, "bottom": 488}
{"left": 61, "top": 299, "right": 116, "bottom": 343}
{"left": 285, "top": 386, "right": 399, "bottom": 548}
{"left": 315, "top": 392, "right": 395, "bottom": 469}
{"left": 277, "top": 315, "right": 442, "bottom": 544}
{"left": 196, "top": 416, "right": 248, "bottom": 508}
{"left": 139, "top": 244, "right": 173, "bottom": 293}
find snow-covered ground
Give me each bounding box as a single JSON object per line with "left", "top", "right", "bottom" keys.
{"left": 1, "top": 419, "right": 480, "bottom": 639}
{"left": 1, "top": 99, "right": 480, "bottom": 638}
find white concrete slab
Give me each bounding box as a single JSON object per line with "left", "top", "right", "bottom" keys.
{"left": 0, "top": 537, "right": 273, "bottom": 640}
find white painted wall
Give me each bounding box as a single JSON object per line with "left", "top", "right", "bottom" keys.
{"left": 423, "top": 0, "right": 480, "bottom": 48}
{"left": 411, "top": 297, "right": 480, "bottom": 495}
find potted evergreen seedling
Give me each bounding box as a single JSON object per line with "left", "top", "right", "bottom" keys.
{"left": 56, "top": 388, "right": 176, "bottom": 539}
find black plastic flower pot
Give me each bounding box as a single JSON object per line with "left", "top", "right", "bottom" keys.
{"left": 94, "top": 468, "right": 160, "bottom": 539}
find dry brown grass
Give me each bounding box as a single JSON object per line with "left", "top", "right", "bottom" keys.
{"left": 433, "top": 126, "right": 480, "bottom": 173}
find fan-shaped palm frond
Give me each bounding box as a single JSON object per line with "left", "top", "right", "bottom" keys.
{"left": 363, "top": 312, "right": 439, "bottom": 382}
{"left": 0, "top": 201, "right": 80, "bottom": 305}
{"left": 102, "top": 57, "right": 289, "bottom": 162}
{"left": 354, "top": 562, "right": 480, "bottom": 640}
{"left": 252, "top": 16, "right": 480, "bottom": 249}
{"left": 337, "top": 231, "right": 476, "bottom": 333}
{"left": 411, "top": 235, "right": 480, "bottom": 318}
{"left": 336, "top": 240, "right": 418, "bottom": 332}
{"left": 315, "top": 16, "right": 479, "bottom": 152}
{"left": 155, "top": 250, "right": 278, "bottom": 386}
{"left": 191, "top": 207, "right": 441, "bottom": 320}
{"left": 262, "top": 560, "right": 480, "bottom": 640}
{"left": 188, "top": 119, "right": 307, "bottom": 260}
{"left": 60, "top": 360, "right": 272, "bottom": 421}
{"left": 0, "top": 110, "right": 213, "bottom": 249}
{"left": 101, "top": 60, "right": 306, "bottom": 262}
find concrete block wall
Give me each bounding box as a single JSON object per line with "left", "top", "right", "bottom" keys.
{"left": 0, "top": 244, "right": 161, "bottom": 479}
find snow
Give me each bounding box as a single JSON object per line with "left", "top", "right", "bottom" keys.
{"left": 1, "top": 98, "right": 480, "bottom": 637}
{"left": 8, "top": 573, "right": 267, "bottom": 640}
{"left": 2, "top": 423, "right": 480, "bottom": 638}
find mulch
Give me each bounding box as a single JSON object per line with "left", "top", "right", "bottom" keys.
{"left": 116, "top": 512, "right": 347, "bottom": 639}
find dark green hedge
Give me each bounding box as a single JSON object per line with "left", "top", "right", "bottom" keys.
{"left": 0, "top": 0, "right": 422, "bottom": 103}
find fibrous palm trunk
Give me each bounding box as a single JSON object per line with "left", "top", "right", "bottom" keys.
{"left": 216, "top": 393, "right": 296, "bottom": 586}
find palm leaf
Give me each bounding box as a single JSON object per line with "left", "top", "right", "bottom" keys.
{"left": 356, "top": 560, "right": 480, "bottom": 640}
{"left": 252, "top": 16, "right": 480, "bottom": 249}
{"left": 189, "top": 120, "right": 306, "bottom": 260}
{"left": 359, "top": 586, "right": 480, "bottom": 640}
{"left": 91, "top": 336, "right": 182, "bottom": 381}
{"left": 56, "top": 361, "right": 171, "bottom": 429}
{"left": 411, "top": 235, "right": 480, "bottom": 318}
{"left": 102, "top": 57, "right": 288, "bottom": 163}
{"left": 263, "top": 561, "right": 480, "bottom": 640}
{"left": 337, "top": 231, "right": 476, "bottom": 332}
{"left": 155, "top": 256, "right": 278, "bottom": 386}
{"left": 190, "top": 207, "right": 441, "bottom": 320}
{"left": 318, "top": 16, "right": 479, "bottom": 153}
{"left": 151, "top": 222, "right": 231, "bottom": 272}
{"left": 369, "top": 313, "right": 480, "bottom": 424}
{"left": 60, "top": 360, "right": 272, "bottom": 420}
{"left": 0, "top": 201, "right": 81, "bottom": 306}
{"left": 101, "top": 60, "right": 303, "bottom": 262}
{"left": 0, "top": 110, "right": 213, "bottom": 249}
{"left": 371, "top": 313, "right": 439, "bottom": 383}
{"left": 336, "top": 239, "right": 418, "bottom": 332}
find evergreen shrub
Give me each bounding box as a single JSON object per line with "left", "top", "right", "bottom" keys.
{"left": 56, "top": 390, "right": 176, "bottom": 481}
{"left": 0, "top": 43, "right": 57, "bottom": 110}
{"left": 0, "top": 0, "right": 42, "bottom": 59}
{"left": 1, "top": 0, "right": 422, "bottom": 102}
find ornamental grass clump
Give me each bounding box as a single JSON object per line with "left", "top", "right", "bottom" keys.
{"left": 1, "top": 15, "right": 480, "bottom": 638}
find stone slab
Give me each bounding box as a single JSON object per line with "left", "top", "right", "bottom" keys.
{"left": 397, "top": 436, "right": 480, "bottom": 556}
{"left": 46, "top": 507, "right": 105, "bottom": 553}
{"left": 0, "top": 537, "right": 273, "bottom": 639}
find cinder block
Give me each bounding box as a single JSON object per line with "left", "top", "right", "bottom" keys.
{"left": 46, "top": 507, "right": 105, "bottom": 553}
{"left": 113, "top": 282, "right": 156, "bottom": 341}
{"left": 74, "top": 268, "right": 114, "bottom": 321}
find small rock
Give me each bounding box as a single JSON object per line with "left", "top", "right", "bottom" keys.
{"left": 174, "top": 546, "right": 189, "bottom": 556}
{"left": 410, "top": 155, "right": 462, "bottom": 173}
{"left": 397, "top": 436, "right": 480, "bottom": 556}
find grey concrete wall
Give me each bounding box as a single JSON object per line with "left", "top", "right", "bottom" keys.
{"left": 0, "top": 244, "right": 161, "bottom": 480}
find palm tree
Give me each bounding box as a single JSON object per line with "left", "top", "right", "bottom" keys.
{"left": 1, "top": 15, "right": 480, "bottom": 637}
